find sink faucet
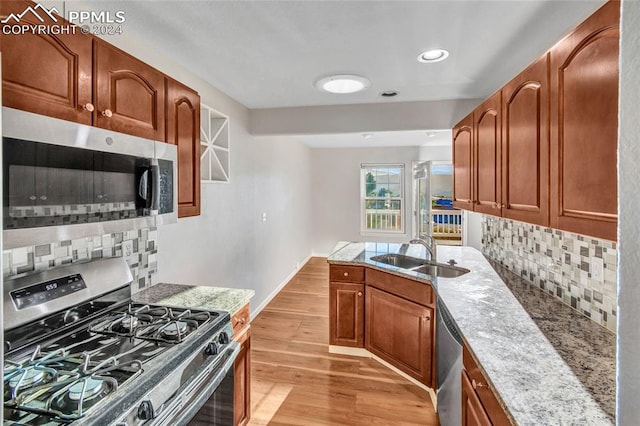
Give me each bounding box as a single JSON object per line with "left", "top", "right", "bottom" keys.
{"left": 409, "top": 234, "right": 437, "bottom": 261}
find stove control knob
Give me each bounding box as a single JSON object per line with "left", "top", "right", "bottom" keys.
{"left": 205, "top": 341, "right": 220, "bottom": 356}
{"left": 218, "top": 331, "right": 230, "bottom": 345}
{"left": 137, "top": 400, "right": 155, "bottom": 420}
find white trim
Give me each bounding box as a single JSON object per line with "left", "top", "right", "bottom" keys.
{"left": 360, "top": 164, "right": 407, "bottom": 234}
{"left": 250, "top": 253, "right": 313, "bottom": 320}
{"left": 328, "top": 345, "right": 437, "bottom": 410}
{"left": 311, "top": 252, "right": 331, "bottom": 258}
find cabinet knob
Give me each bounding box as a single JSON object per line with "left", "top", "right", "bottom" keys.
{"left": 493, "top": 202, "right": 499, "bottom": 209}
{"left": 102, "top": 109, "right": 113, "bottom": 118}
{"left": 82, "top": 103, "right": 95, "bottom": 112}
{"left": 357, "top": 291, "right": 363, "bottom": 297}
{"left": 472, "top": 379, "right": 486, "bottom": 389}
{"left": 343, "top": 272, "right": 349, "bottom": 277}
{"left": 235, "top": 317, "right": 246, "bottom": 325}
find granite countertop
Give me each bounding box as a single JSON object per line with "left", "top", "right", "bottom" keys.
{"left": 328, "top": 242, "right": 615, "bottom": 425}
{"left": 133, "top": 283, "right": 254, "bottom": 315}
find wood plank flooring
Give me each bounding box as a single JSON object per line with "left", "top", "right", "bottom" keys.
{"left": 248, "top": 257, "right": 439, "bottom": 426}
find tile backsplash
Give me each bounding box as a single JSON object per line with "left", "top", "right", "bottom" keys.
{"left": 2, "top": 228, "right": 158, "bottom": 294}
{"left": 482, "top": 216, "right": 617, "bottom": 332}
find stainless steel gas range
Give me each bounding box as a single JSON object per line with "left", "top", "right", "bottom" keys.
{"left": 3, "top": 257, "right": 238, "bottom": 425}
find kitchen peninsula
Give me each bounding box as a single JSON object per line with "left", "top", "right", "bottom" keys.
{"left": 327, "top": 242, "right": 615, "bottom": 425}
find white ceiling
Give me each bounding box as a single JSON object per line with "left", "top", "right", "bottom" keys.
{"left": 77, "top": 0, "right": 605, "bottom": 110}
{"left": 59, "top": 0, "right": 606, "bottom": 147}
{"left": 298, "top": 129, "right": 452, "bottom": 148}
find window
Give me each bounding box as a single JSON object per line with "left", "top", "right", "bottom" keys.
{"left": 361, "top": 164, "right": 405, "bottom": 233}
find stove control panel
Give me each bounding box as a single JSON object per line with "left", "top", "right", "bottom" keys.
{"left": 10, "top": 273, "right": 87, "bottom": 310}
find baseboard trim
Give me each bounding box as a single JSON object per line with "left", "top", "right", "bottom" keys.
{"left": 328, "top": 345, "right": 438, "bottom": 411}
{"left": 251, "top": 253, "right": 313, "bottom": 320}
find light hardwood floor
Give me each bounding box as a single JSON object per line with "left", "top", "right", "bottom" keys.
{"left": 248, "top": 257, "right": 440, "bottom": 426}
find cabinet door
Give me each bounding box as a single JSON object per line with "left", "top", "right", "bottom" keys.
{"left": 365, "top": 286, "right": 433, "bottom": 386}
{"left": 94, "top": 40, "right": 165, "bottom": 140}
{"left": 549, "top": 0, "right": 619, "bottom": 241}
{"left": 502, "top": 54, "right": 550, "bottom": 226}
{"left": 234, "top": 327, "right": 251, "bottom": 426}
{"left": 453, "top": 113, "right": 474, "bottom": 210}
{"left": 462, "top": 370, "right": 492, "bottom": 426}
{"left": 166, "top": 79, "right": 201, "bottom": 218}
{"left": 474, "top": 92, "right": 502, "bottom": 216}
{"left": 1, "top": 0, "right": 93, "bottom": 124}
{"left": 329, "top": 282, "right": 364, "bottom": 347}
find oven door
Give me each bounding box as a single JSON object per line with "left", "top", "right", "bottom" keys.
{"left": 151, "top": 343, "right": 239, "bottom": 426}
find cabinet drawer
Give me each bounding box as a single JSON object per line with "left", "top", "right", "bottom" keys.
{"left": 232, "top": 303, "right": 251, "bottom": 337}
{"left": 463, "top": 345, "right": 512, "bottom": 425}
{"left": 366, "top": 268, "right": 433, "bottom": 307}
{"left": 329, "top": 265, "right": 365, "bottom": 283}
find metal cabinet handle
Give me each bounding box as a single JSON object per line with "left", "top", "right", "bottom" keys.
{"left": 102, "top": 109, "right": 113, "bottom": 118}
{"left": 82, "top": 103, "right": 95, "bottom": 112}
{"left": 40, "top": 195, "right": 47, "bottom": 201}
{"left": 234, "top": 317, "right": 247, "bottom": 326}
{"left": 29, "top": 195, "right": 37, "bottom": 201}
{"left": 343, "top": 272, "right": 349, "bottom": 277}
{"left": 357, "top": 291, "right": 363, "bottom": 297}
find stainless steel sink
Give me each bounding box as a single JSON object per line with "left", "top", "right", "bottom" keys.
{"left": 370, "top": 253, "right": 426, "bottom": 269}
{"left": 412, "top": 263, "right": 470, "bottom": 278}
{"left": 370, "top": 253, "right": 470, "bottom": 278}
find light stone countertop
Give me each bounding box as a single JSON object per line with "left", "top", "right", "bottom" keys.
{"left": 133, "top": 283, "right": 254, "bottom": 315}
{"left": 327, "top": 241, "right": 614, "bottom": 425}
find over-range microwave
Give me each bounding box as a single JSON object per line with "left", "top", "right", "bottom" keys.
{"left": 2, "top": 107, "right": 177, "bottom": 249}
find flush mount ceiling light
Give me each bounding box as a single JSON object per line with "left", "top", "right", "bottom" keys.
{"left": 417, "top": 49, "right": 450, "bottom": 63}
{"left": 315, "top": 74, "right": 371, "bottom": 94}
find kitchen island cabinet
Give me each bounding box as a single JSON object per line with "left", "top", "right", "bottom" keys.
{"left": 329, "top": 265, "right": 365, "bottom": 347}
{"left": 365, "top": 285, "right": 433, "bottom": 387}
{"left": 328, "top": 241, "right": 613, "bottom": 424}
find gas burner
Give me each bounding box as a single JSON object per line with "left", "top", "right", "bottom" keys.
{"left": 7, "top": 368, "right": 46, "bottom": 389}
{"left": 161, "top": 321, "right": 188, "bottom": 338}
{"left": 120, "top": 315, "right": 139, "bottom": 330}
{"left": 68, "top": 377, "right": 106, "bottom": 402}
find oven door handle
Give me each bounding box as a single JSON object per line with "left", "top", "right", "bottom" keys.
{"left": 152, "top": 342, "right": 240, "bottom": 426}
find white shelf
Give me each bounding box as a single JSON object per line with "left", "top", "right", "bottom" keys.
{"left": 200, "top": 104, "right": 230, "bottom": 183}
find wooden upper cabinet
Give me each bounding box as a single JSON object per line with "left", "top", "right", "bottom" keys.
{"left": 502, "top": 54, "right": 550, "bottom": 226}
{"left": 93, "top": 40, "right": 165, "bottom": 141}
{"left": 549, "top": 0, "right": 619, "bottom": 241}
{"left": 166, "top": 78, "right": 201, "bottom": 218}
{"left": 474, "top": 92, "right": 502, "bottom": 216}
{"left": 453, "top": 113, "right": 474, "bottom": 210}
{"left": 1, "top": 1, "right": 93, "bottom": 124}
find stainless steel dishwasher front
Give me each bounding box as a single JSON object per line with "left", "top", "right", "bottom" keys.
{"left": 436, "top": 297, "right": 463, "bottom": 426}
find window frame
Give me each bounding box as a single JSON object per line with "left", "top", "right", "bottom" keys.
{"left": 360, "top": 163, "right": 406, "bottom": 235}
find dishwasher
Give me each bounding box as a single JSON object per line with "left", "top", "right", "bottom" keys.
{"left": 436, "top": 296, "right": 463, "bottom": 426}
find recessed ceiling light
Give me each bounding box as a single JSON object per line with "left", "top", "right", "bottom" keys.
{"left": 362, "top": 133, "right": 373, "bottom": 139}
{"left": 417, "top": 49, "right": 449, "bottom": 63}
{"left": 315, "top": 74, "right": 370, "bottom": 94}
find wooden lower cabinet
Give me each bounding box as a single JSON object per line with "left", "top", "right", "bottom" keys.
{"left": 232, "top": 304, "right": 251, "bottom": 426}
{"left": 463, "top": 344, "right": 511, "bottom": 426}
{"left": 462, "top": 369, "right": 492, "bottom": 426}
{"left": 365, "top": 286, "right": 433, "bottom": 387}
{"left": 329, "top": 282, "right": 365, "bottom": 347}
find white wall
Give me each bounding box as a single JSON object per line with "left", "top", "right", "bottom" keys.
{"left": 103, "top": 32, "right": 313, "bottom": 317}
{"left": 419, "top": 144, "right": 452, "bottom": 162}
{"left": 310, "top": 146, "right": 419, "bottom": 255}
{"left": 617, "top": 0, "right": 639, "bottom": 422}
